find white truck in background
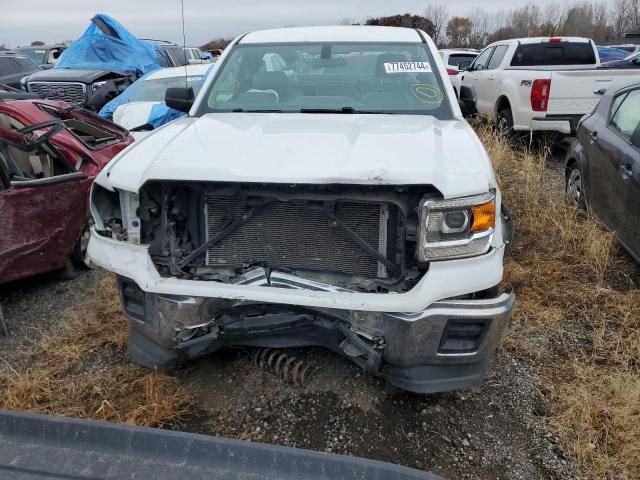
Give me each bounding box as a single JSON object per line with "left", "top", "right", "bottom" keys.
{"left": 458, "top": 37, "right": 640, "bottom": 136}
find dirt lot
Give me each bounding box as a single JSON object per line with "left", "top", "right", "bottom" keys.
{"left": 0, "top": 271, "right": 574, "bottom": 480}
{"left": 1, "top": 128, "right": 638, "bottom": 480}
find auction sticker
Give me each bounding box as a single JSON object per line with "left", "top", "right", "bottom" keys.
{"left": 384, "top": 62, "right": 432, "bottom": 74}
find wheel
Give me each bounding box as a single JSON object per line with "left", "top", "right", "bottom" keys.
{"left": 496, "top": 108, "right": 515, "bottom": 139}
{"left": 71, "top": 218, "right": 95, "bottom": 270}
{"left": 566, "top": 163, "right": 586, "bottom": 208}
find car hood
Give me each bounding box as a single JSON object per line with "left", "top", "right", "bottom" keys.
{"left": 113, "top": 101, "right": 159, "bottom": 130}
{"left": 27, "top": 69, "right": 122, "bottom": 83}
{"left": 101, "top": 113, "right": 495, "bottom": 199}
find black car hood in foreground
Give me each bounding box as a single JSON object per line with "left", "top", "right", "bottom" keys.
{"left": 27, "top": 68, "right": 121, "bottom": 83}
{"left": 0, "top": 409, "right": 441, "bottom": 480}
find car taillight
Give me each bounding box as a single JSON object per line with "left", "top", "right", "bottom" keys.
{"left": 531, "top": 79, "right": 551, "bottom": 112}
{"left": 447, "top": 68, "right": 459, "bottom": 75}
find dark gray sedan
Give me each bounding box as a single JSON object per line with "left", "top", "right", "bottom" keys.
{"left": 566, "top": 79, "right": 640, "bottom": 262}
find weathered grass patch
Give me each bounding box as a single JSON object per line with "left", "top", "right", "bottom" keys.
{"left": 0, "top": 125, "right": 638, "bottom": 478}
{"left": 480, "top": 125, "right": 640, "bottom": 480}
{"left": 0, "top": 275, "right": 190, "bottom": 427}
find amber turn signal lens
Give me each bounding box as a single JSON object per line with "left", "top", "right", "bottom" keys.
{"left": 470, "top": 201, "right": 496, "bottom": 232}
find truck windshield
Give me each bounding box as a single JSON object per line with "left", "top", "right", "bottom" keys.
{"left": 199, "top": 42, "right": 452, "bottom": 118}
{"left": 16, "top": 48, "right": 47, "bottom": 65}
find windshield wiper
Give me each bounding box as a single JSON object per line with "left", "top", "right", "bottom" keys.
{"left": 299, "top": 107, "right": 397, "bottom": 115}
{"left": 231, "top": 108, "right": 283, "bottom": 113}
{"left": 299, "top": 107, "right": 356, "bottom": 114}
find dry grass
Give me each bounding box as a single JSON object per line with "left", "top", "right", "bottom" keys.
{"left": 480, "top": 125, "right": 640, "bottom": 480}
{"left": 0, "top": 275, "right": 191, "bottom": 427}
{"left": 0, "top": 125, "right": 638, "bottom": 477}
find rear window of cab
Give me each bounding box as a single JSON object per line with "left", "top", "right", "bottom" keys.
{"left": 510, "top": 42, "right": 596, "bottom": 66}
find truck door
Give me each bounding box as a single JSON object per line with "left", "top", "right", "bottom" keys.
{"left": 481, "top": 45, "right": 509, "bottom": 117}
{"left": 462, "top": 47, "right": 494, "bottom": 115}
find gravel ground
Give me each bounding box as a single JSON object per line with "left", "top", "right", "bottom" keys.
{"left": 1, "top": 268, "right": 578, "bottom": 480}
{"left": 0, "top": 142, "right": 580, "bottom": 480}
{"left": 0, "top": 270, "right": 103, "bottom": 369}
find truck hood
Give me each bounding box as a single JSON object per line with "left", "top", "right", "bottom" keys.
{"left": 27, "top": 69, "right": 121, "bottom": 83}
{"left": 102, "top": 113, "right": 495, "bottom": 198}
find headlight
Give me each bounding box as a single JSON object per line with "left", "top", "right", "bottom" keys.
{"left": 90, "top": 184, "right": 140, "bottom": 244}
{"left": 92, "top": 81, "right": 107, "bottom": 92}
{"left": 418, "top": 191, "right": 495, "bottom": 261}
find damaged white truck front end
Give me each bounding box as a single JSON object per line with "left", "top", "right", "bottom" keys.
{"left": 88, "top": 26, "right": 514, "bottom": 393}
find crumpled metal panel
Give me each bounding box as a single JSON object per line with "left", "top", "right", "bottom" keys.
{"left": 0, "top": 98, "right": 133, "bottom": 285}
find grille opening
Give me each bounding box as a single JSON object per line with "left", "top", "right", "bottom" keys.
{"left": 28, "top": 82, "right": 87, "bottom": 106}
{"left": 204, "top": 193, "right": 401, "bottom": 280}
{"left": 438, "top": 320, "right": 488, "bottom": 354}
{"left": 140, "top": 181, "right": 439, "bottom": 292}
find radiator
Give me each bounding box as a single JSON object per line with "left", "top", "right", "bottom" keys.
{"left": 204, "top": 194, "right": 391, "bottom": 279}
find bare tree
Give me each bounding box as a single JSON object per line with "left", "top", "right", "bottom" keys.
{"left": 612, "top": 0, "right": 640, "bottom": 35}
{"left": 487, "top": 27, "right": 517, "bottom": 43}
{"left": 366, "top": 14, "right": 436, "bottom": 39}
{"left": 469, "top": 7, "right": 490, "bottom": 48}
{"left": 540, "top": 4, "right": 566, "bottom": 36}
{"left": 424, "top": 5, "right": 449, "bottom": 46}
{"left": 509, "top": 4, "right": 542, "bottom": 37}
{"left": 446, "top": 16, "right": 473, "bottom": 47}
{"left": 339, "top": 17, "right": 355, "bottom": 26}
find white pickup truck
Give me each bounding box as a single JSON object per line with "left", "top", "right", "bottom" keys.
{"left": 88, "top": 26, "right": 514, "bottom": 394}
{"left": 458, "top": 37, "right": 640, "bottom": 135}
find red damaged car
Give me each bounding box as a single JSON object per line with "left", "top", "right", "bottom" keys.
{"left": 0, "top": 92, "right": 133, "bottom": 284}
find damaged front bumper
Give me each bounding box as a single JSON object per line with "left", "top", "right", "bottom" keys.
{"left": 90, "top": 229, "right": 513, "bottom": 393}
{"left": 116, "top": 268, "right": 513, "bottom": 395}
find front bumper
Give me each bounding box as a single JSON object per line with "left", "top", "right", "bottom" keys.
{"left": 529, "top": 114, "right": 584, "bottom": 135}
{"left": 90, "top": 229, "right": 513, "bottom": 393}
{"left": 117, "top": 273, "right": 513, "bottom": 394}
{"left": 88, "top": 228, "right": 505, "bottom": 313}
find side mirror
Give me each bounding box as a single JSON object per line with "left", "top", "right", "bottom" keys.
{"left": 458, "top": 61, "right": 472, "bottom": 71}
{"left": 633, "top": 56, "right": 640, "bottom": 65}
{"left": 165, "top": 87, "right": 194, "bottom": 114}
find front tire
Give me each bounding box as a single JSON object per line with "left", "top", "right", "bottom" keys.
{"left": 71, "top": 218, "right": 95, "bottom": 269}
{"left": 566, "top": 162, "right": 586, "bottom": 209}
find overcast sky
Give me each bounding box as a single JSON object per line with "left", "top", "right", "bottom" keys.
{"left": 1, "top": 0, "right": 560, "bottom": 47}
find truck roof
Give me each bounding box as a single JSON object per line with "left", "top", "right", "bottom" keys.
{"left": 497, "top": 37, "right": 592, "bottom": 46}
{"left": 240, "top": 26, "right": 424, "bottom": 44}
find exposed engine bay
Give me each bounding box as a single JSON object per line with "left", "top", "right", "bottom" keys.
{"left": 96, "top": 182, "right": 441, "bottom": 293}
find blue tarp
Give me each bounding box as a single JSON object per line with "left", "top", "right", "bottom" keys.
{"left": 98, "top": 69, "right": 157, "bottom": 120}
{"left": 99, "top": 64, "right": 216, "bottom": 129}
{"left": 146, "top": 103, "right": 187, "bottom": 129}
{"left": 55, "top": 14, "right": 161, "bottom": 75}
